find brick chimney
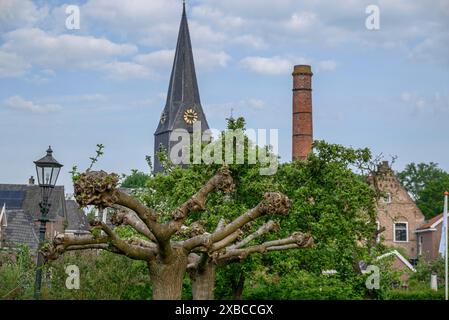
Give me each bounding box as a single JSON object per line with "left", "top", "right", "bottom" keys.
{"left": 28, "top": 176, "right": 35, "bottom": 185}
{"left": 292, "top": 65, "right": 313, "bottom": 161}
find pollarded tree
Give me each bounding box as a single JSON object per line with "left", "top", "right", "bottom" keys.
{"left": 43, "top": 166, "right": 313, "bottom": 300}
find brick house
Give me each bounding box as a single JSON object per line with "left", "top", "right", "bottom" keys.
{"left": 0, "top": 177, "right": 89, "bottom": 253}
{"left": 371, "top": 162, "right": 426, "bottom": 260}
{"left": 415, "top": 213, "right": 445, "bottom": 261}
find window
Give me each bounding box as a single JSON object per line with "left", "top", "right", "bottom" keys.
{"left": 394, "top": 222, "right": 408, "bottom": 242}
{"left": 383, "top": 192, "right": 392, "bottom": 204}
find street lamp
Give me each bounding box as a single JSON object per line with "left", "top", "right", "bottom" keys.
{"left": 33, "top": 146, "right": 63, "bottom": 299}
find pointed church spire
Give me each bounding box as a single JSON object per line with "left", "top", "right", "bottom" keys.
{"left": 153, "top": 2, "right": 210, "bottom": 172}
{"left": 156, "top": 1, "right": 205, "bottom": 133}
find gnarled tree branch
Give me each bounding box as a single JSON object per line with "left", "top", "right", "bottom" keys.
{"left": 183, "top": 192, "right": 290, "bottom": 251}
{"left": 215, "top": 232, "right": 314, "bottom": 264}
{"left": 165, "top": 166, "right": 234, "bottom": 238}
{"left": 111, "top": 208, "right": 157, "bottom": 242}
{"left": 230, "top": 220, "right": 280, "bottom": 249}
{"left": 91, "top": 221, "right": 157, "bottom": 261}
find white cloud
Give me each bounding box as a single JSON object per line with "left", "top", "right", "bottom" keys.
{"left": 81, "top": 0, "right": 180, "bottom": 47}
{"left": 316, "top": 60, "right": 337, "bottom": 72}
{"left": 136, "top": 48, "right": 230, "bottom": 72}
{"left": 409, "top": 32, "right": 449, "bottom": 66}
{"left": 202, "top": 0, "right": 449, "bottom": 65}
{"left": 400, "top": 91, "right": 449, "bottom": 114}
{"left": 240, "top": 55, "right": 338, "bottom": 75}
{"left": 0, "top": 51, "right": 30, "bottom": 77}
{"left": 189, "top": 21, "right": 227, "bottom": 47}
{"left": 101, "top": 61, "right": 152, "bottom": 80}
{"left": 3, "top": 96, "right": 61, "bottom": 114}
{"left": 194, "top": 49, "right": 231, "bottom": 69}
{"left": 1, "top": 28, "right": 137, "bottom": 70}
{"left": 284, "top": 11, "right": 318, "bottom": 31}
{"left": 191, "top": 6, "right": 246, "bottom": 29}
{"left": 0, "top": 0, "right": 48, "bottom": 32}
{"left": 134, "top": 50, "right": 174, "bottom": 69}
{"left": 240, "top": 56, "right": 298, "bottom": 75}
{"left": 232, "top": 34, "right": 267, "bottom": 49}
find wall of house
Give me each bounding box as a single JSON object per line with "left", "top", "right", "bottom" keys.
{"left": 374, "top": 164, "right": 425, "bottom": 259}
{"left": 34, "top": 216, "right": 65, "bottom": 239}
{"left": 391, "top": 257, "right": 411, "bottom": 282}
{"left": 421, "top": 224, "right": 443, "bottom": 261}
{"left": 419, "top": 231, "right": 435, "bottom": 261}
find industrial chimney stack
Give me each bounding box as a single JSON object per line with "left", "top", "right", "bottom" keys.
{"left": 292, "top": 65, "right": 313, "bottom": 161}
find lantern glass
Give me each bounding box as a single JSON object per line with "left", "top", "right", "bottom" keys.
{"left": 34, "top": 146, "right": 63, "bottom": 188}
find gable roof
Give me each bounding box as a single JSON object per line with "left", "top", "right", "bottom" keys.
{"left": 368, "top": 162, "right": 425, "bottom": 221}
{"left": 376, "top": 250, "right": 416, "bottom": 272}
{"left": 0, "top": 184, "right": 66, "bottom": 220}
{"left": 2, "top": 209, "right": 39, "bottom": 251}
{"left": 416, "top": 213, "right": 444, "bottom": 231}
{"left": 65, "top": 200, "right": 89, "bottom": 233}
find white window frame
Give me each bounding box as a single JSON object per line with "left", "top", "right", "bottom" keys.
{"left": 394, "top": 221, "right": 409, "bottom": 243}
{"left": 383, "top": 192, "right": 392, "bottom": 204}
{"left": 418, "top": 235, "right": 423, "bottom": 256}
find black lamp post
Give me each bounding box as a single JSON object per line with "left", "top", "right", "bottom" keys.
{"left": 33, "top": 146, "right": 63, "bottom": 300}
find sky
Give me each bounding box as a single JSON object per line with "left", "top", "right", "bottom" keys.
{"left": 0, "top": 0, "right": 448, "bottom": 193}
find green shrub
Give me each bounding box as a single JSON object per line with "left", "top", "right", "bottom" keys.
{"left": 243, "top": 270, "right": 364, "bottom": 300}
{"left": 0, "top": 246, "right": 35, "bottom": 300}
{"left": 385, "top": 288, "right": 444, "bottom": 300}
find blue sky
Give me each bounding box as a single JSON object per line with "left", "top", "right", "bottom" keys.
{"left": 0, "top": 0, "right": 448, "bottom": 193}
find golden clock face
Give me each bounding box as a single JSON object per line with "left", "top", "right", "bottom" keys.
{"left": 183, "top": 108, "right": 198, "bottom": 124}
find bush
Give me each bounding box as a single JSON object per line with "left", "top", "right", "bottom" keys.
{"left": 243, "top": 270, "right": 364, "bottom": 300}
{"left": 0, "top": 245, "right": 35, "bottom": 300}
{"left": 411, "top": 257, "right": 445, "bottom": 286}
{"left": 385, "top": 288, "right": 444, "bottom": 300}
{"left": 42, "top": 250, "right": 152, "bottom": 300}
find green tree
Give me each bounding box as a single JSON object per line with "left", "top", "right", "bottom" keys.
{"left": 42, "top": 118, "right": 312, "bottom": 300}
{"left": 397, "top": 162, "right": 449, "bottom": 218}
{"left": 416, "top": 174, "right": 449, "bottom": 219}
{"left": 121, "top": 169, "right": 150, "bottom": 188}
{"left": 41, "top": 118, "right": 380, "bottom": 300}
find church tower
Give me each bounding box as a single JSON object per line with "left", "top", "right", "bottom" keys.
{"left": 153, "top": 2, "right": 209, "bottom": 172}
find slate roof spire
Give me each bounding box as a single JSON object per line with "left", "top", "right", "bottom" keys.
{"left": 155, "top": 1, "right": 207, "bottom": 134}
{"left": 153, "top": 2, "right": 210, "bottom": 172}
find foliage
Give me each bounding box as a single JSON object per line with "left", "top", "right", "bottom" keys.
{"left": 243, "top": 270, "right": 364, "bottom": 300}
{"left": 1, "top": 247, "right": 199, "bottom": 300}
{"left": 275, "top": 141, "right": 378, "bottom": 277}
{"left": 397, "top": 162, "right": 443, "bottom": 200}
{"left": 385, "top": 287, "right": 444, "bottom": 300}
{"left": 138, "top": 118, "right": 380, "bottom": 299}
{"left": 121, "top": 169, "right": 150, "bottom": 189}
{"left": 416, "top": 174, "right": 449, "bottom": 219}
{"left": 41, "top": 250, "right": 150, "bottom": 300}
{"left": 397, "top": 162, "right": 449, "bottom": 219}
{"left": 0, "top": 245, "right": 35, "bottom": 300}
{"left": 382, "top": 256, "right": 445, "bottom": 300}
{"left": 410, "top": 256, "right": 445, "bottom": 286}
{"left": 88, "top": 144, "right": 105, "bottom": 171}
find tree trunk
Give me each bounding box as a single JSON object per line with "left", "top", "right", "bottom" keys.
{"left": 148, "top": 251, "right": 188, "bottom": 300}
{"left": 191, "top": 263, "right": 216, "bottom": 300}
{"left": 232, "top": 272, "right": 245, "bottom": 300}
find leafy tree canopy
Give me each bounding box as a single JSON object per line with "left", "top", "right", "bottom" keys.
{"left": 397, "top": 162, "right": 449, "bottom": 219}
